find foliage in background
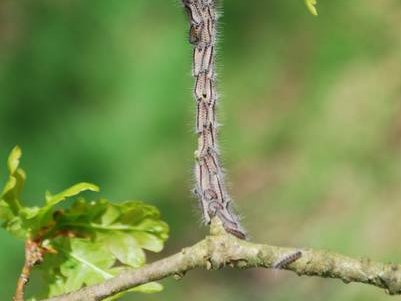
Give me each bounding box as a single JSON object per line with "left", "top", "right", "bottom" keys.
{"left": 305, "top": 0, "right": 318, "bottom": 16}
{"left": 0, "top": 147, "right": 169, "bottom": 300}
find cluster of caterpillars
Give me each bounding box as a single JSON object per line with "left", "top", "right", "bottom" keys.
{"left": 182, "top": 0, "right": 246, "bottom": 240}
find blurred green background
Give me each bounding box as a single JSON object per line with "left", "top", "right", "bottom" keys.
{"left": 1, "top": 0, "right": 401, "bottom": 300}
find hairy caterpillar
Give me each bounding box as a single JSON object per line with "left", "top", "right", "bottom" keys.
{"left": 273, "top": 251, "right": 302, "bottom": 269}
{"left": 182, "top": 0, "right": 246, "bottom": 239}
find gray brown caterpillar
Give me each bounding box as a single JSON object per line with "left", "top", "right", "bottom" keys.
{"left": 182, "top": 0, "right": 246, "bottom": 240}
{"left": 273, "top": 251, "right": 302, "bottom": 269}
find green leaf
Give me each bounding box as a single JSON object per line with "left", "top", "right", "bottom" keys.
{"left": 131, "top": 231, "right": 165, "bottom": 252}
{"left": 7, "top": 145, "right": 22, "bottom": 174}
{"left": 21, "top": 206, "right": 41, "bottom": 220}
{"left": 4, "top": 216, "right": 27, "bottom": 239}
{"left": 1, "top": 147, "right": 169, "bottom": 300}
{"left": 46, "top": 238, "right": 115, "bottom": 296}
{"left": 54, "top": 199, "right": 169, "bottom": 242}
{"left": 101, "top": 204, "right": 120, "bottom": 226}
{"left": 132, "top": 218, "right": 169, "bottom": 239}
{"left": 131, "top": 282, "right": 163, "bottom": 293}
{"left": 304, "top": 0, "right": 318, "bottom": 16}
{"left": 45, "top": 183, "right": 99, "bottom": 205}
{"left": 30, "top": 183, "right": 100, "bottom": 234}
{"left": 40, "top": 199, "right": 169, "bottom": 299}
{"left": 1, "top": 146, "right": 26, "bottom": 215}
{"left": 45, "top": 230, "right": 163, "bottom": 297}
{"left": 2, "top": 175, "right": 17, "bottom": 198}
{"left": 67, "top": 238, "right": 115, "bottom": 276}
{"left": 100, "top": 232, "right": 145, "bottom": 268}
{"left": 0, "top": 200, "right": 14, "bottom": 221}
{"left": 48, "top": 275, "right": 66, "bottom": 298}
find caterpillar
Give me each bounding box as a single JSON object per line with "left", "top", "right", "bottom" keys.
{"left": 182, "top": 0, "right": 246, "bottom": 239}
{"left": 273, "top": 251, "right": 303, "bottom": 269}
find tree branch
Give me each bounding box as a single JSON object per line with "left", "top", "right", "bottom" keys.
{"left": 42, "top": 220, "right": 401, "bottom": 301}
{"left": 14, "top": 240, "right": 45, "bottom": 301}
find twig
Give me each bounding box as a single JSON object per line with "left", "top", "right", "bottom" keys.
{"left": 41, "top": 220, "right": 401, "bottom": 301}
{"left": 14, "top": 240, "right": 44, "bottom": 301}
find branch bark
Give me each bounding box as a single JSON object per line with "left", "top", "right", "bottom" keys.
{"left": 14, "top": 240, "right": 45, "bottom": 301}
{"left": 42, "top": 220, "right": 401, "bottom": 301}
